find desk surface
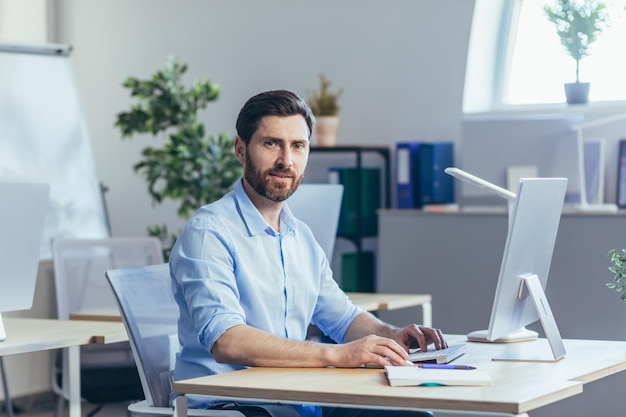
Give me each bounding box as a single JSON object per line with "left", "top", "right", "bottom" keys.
{"left": 69, "top": 292, "right": 432, "bottom": 322}
{"left": 0, "top": 317, "right": 129, "bottom": 417}
{"left": 347, "top": 292, "right": 431, "bottom": 312}
{"left": 0, "top": 318, "right": 128, "bottom": 355}
{"left": 172, "top": 336, "right": 626, "bottom": 416}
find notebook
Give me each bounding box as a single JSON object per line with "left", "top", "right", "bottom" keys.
{"left": 287, "top": 183, "right": 344, "bottom": 260}
{"left": 385, "top": 365, "right": 493, "bottom": 387}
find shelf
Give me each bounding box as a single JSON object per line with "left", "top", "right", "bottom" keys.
{"left": 308, "top": 145, "right": 391, "bottom": 293}
{"left": 310, "top": 146, "right": 391, "bottom": 209}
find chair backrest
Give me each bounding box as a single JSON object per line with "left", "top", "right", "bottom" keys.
{"left": 106, "top": 263, "right": 179, "bottom": 408}
{"left": 53, "top": 237, "right": 164, "bottom": 320}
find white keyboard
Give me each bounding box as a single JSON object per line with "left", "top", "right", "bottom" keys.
{"left": 407, "top": 343, "right": 466, "bottom": 364}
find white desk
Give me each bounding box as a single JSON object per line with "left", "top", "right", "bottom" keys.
{"left": 172, "top": 336, "right": 626, "bottom": 417}
{"left": 0, "top": 318, "right": 127, "bottom": 417}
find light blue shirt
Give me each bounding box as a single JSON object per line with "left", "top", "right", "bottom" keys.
{"left": 169, "top": 179, "right": 363, "bottom": 414}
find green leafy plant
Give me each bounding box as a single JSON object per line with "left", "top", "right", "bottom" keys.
{"left": 606, "top": 248, "right": 626, "bottom": 302}
{"left": 306, "top": 73, "right": 343, "bottom": 116}
{"left": 544, "top": 0, "right": 610, "bottom": 83}
{"left": 114, "top": 57, "right": 242, "bottom": 254}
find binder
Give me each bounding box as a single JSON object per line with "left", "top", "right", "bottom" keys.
{"left": 328, "top": 167, "right": 380, "bottom": 237}
{"left": 395, "top": 142, "right": 421, "bottom": 209}
{"left": 395, "top": 142, "right": 454, "bottom": 208}
{"left": 341, "top": 251, "right": 375, "bottom": 293}
{"left": 418, "top": 142, "right": 455, "bottom": 207}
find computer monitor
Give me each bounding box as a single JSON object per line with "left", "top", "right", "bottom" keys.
{"left": 0, "top": 183, "right": 50, "bottom": 340}
{"left": 286, "top": 183, "right": 343, "bottom": 260}
{"left": 446, "top": 168, "right": 568, "bottom": 362}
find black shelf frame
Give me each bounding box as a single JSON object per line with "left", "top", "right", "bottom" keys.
{"left": 309, "top": 145, "right": 391, "bottom": 292}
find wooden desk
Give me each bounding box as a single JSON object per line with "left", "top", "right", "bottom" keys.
{"left": 69, "top": 308, "right": 122, "bottom": 322}
{"left": 70, "top": 292, "right": 433, "bottom": 327}
{"left": 172, "top": 336, "right": 626, "bottom": 417}
{"left": 0, "top": 318, "right": 127, "bottom": 417}
{"left": 347, "top": 293, "right": 432, "bottom": 326}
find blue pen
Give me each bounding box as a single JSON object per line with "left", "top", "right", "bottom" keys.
{"left": 417, "top": 364, "right": 476, "bottom": 370}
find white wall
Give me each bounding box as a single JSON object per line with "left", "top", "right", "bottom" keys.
{"left": 52, "top": 0, "right": 474, "bottom": 237}
{"left": 0, "top": 0, "right": 48, "bottom": 43}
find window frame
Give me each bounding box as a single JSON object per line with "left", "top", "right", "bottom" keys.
{"left": 464, "top": 0, "right": 626, "bottom": 114}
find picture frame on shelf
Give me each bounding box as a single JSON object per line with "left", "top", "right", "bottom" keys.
{"left": 617, "top": 139, "right": 626, "bottom": 208}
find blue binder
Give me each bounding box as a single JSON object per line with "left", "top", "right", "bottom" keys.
{"left": 418, "top": 142, "right": 455, "bottom": 207}
{"left": 395, "top": 142, "right": 421, "bottom": 209}
{"left": 395, "top": 142, "right": 455, "bottom": 208}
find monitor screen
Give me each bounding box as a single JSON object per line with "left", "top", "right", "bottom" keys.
{"left": 287, "top": 183, "right": 344, "bottom": 260}
{"left": 469, "top": 177, "right": 568, "bottom": 362}
{"left": 0, "top": 183, "right": 49, "bottom": 340}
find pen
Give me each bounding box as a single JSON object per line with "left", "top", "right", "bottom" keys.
{"left": 417, "top": 364, "right": 476, "bottom": 370}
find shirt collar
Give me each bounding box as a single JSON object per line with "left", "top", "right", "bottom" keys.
{"left": 233, "top": 179, "right": 298, "bottom": 237}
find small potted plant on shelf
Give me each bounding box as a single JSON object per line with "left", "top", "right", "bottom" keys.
{"left": 114, "top": 57, "right": 242, "bottom": 259}
{"left": 544, "top": 0, "right": 610, "bottom": 105}
{"left": 307, "top": 73, "right": 343, "bottom": 147}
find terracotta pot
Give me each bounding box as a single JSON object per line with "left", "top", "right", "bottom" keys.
{"left": 314, "top": 116, "right": 339, "bottom": 146}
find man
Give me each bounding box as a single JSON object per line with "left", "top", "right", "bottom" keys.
{"left": 169, "top": 90, "right": 446, "bottom": 417}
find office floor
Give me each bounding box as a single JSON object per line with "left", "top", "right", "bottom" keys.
{"left": 1, "top": 396, "right": 131, "bottom": 417}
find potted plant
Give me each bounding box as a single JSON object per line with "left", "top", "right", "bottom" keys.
{"left": 544, "top": 0, "right": 609, "bottom": 104}
{"left": 114, "top": 57, "right": 242, "bottom": 258}
{"left": 307, "top": 73, "right": 343, "bottom": 146}
{"left": 607, "top": 248, "right": 626, "bottom": 302}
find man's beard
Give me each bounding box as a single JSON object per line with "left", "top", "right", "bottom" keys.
{"left": 244, "top": 153, "right": 303, "bottom": 202}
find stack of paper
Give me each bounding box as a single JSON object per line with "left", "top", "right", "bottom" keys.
{"left": 384, "top": 366, "right": 493, "bottom": 387}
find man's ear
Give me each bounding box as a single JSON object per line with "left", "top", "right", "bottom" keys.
{"left": 234, "top": 136, "right": 246, "bottom": 163}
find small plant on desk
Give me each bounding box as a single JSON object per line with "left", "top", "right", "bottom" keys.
{"left": 606, "top": 249, "right": 626, "bottom": 302}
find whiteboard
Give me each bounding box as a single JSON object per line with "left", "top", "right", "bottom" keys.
{"left": 0, "top": 43, "right": 109, "bottom": 259}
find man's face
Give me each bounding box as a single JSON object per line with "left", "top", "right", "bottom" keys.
{"left": 236, "top": 115, "right": 310, "bottom": 202}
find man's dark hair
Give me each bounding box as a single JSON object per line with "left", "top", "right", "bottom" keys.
{"left": 236, "top": 90, "right": 315, "bottom": 144}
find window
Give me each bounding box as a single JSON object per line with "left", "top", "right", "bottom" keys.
{"left": 464, "top": 0, "right": 626, "bottom": 112}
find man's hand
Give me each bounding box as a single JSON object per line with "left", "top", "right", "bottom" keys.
{"left": 327, "top": 334, "right": 411, "bottom": 368}
{"left": 344, "top": 312, "right": 448, "bottom": 355}
{"left": 392, "top": 324, "right": 448, "bottom": 352}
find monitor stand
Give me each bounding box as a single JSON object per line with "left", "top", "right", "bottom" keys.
{"left": 0, "top": 313, "right": 5, "bottom": 341}
{"left": 467, "top": 327, "right": 537, "bottom": 343}
{"left": 466, "top": 274, "right": 567, "bottom": 363}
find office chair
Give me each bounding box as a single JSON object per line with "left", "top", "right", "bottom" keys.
{"left": 105, "top": 263, "right": 243, "bottom": 417}
{"left": 52, "top": 237, "right": 164, "bottom": 417}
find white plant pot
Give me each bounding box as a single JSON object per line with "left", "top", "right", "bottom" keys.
{"left": 314, "top": 116, "right": 339, "bottom": 147}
